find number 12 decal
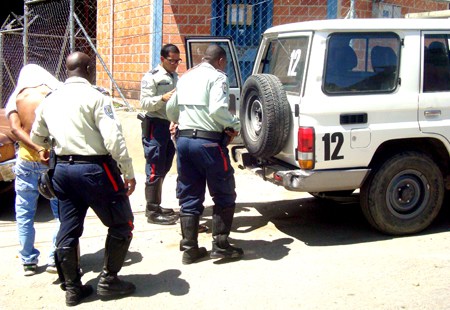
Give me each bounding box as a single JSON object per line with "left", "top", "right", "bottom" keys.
{"left": 287, "top": 49, "right": 301, "bottom": 77}
{"left": 322, "top": 132, "right": 344, "bottom": 161}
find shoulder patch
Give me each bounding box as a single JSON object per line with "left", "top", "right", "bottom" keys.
{"left": 104, "top": 104, "right": 115, "bottom": 119}
{"left": 141, "top": 80, "right": 148, "bottom": 88}
{"left": 222, "top": 82, "right": 228, "bottom": 94}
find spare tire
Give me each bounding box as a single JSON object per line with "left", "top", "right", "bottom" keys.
{"left": 240, "top": 74, "right": 291, "bottom": 158}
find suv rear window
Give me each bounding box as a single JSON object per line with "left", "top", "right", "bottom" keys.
{"left": 260, "top": 36, "right": 309, "bottom": 94}
{"left": 423, "top": 33, "right": 450, "bottom": 92}
{"left": 324, "top": 32, "right": 401, "bottom": 94}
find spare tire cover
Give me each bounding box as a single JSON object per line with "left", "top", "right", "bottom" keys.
{"left": 240, "top": 74, "right": 290, "bottom": 158}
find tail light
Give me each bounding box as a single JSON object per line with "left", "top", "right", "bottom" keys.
{"left": 297, "top": 127, "right": 315, "bottom": 169}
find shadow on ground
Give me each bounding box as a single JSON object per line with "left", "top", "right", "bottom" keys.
{"left": 3, "top": 189, "right": 450, "bottom": 252}
{"left": 230, "top": 193, "right": 450, "bottom": 247}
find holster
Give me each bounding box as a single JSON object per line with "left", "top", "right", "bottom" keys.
{"left": 38, "top": 140, "right": 57, "bottom": 200}
{"left": 138, "top": 113, "right": 152, "bottom": 138}
{"left": 220, "top": 132, "right": 231, "bottom": 147}
{"left": 49, "top": 148, "right": 56, "bottom": 171}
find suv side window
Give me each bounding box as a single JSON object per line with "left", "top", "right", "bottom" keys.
{"left": 260, "top": 37, "right": 309, "bottom": 94}
{"left": 324, "top": 32, "right": 401, "bottom": 94}
{"left": 423, "top": 33, "right": 450, "bottom": 92}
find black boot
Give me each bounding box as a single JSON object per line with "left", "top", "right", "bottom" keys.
{"left": 145, "top": 181, "right": 178, "bottom": 224}
{"left": 147, "top": 204, "right": 179, "bottom": 225}
{"left": 210, "top": 205, "right": 244, "bottom": 259}
{"left": 55, "top": 247, "right": 93, "bottom": 307}
{"left": 97, "top": 235, "right": 136, "bottom": 298}
{"left": 180, "top": 214, "right": 207, "bottom": 264}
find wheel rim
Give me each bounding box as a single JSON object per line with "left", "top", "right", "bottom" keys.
{"left": 245, "top": 91, "right": 263, "bottom": 141}
{"left": 385, "top": 169, "right": 430, "bottom": 219}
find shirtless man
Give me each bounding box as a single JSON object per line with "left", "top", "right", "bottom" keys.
{"left": 6, "top": 64, "right": 61, "bottom": 276}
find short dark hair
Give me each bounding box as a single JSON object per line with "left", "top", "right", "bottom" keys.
{"left": 161, "top": 44, "right": 180, "bottom": 58}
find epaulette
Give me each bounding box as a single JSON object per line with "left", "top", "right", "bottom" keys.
{"left": 92, "top": 85, "right": 111, "bottom": 96}
{"left": 45, "top": 91, "right": 53, "bottom": 98}
{"left": 150, "top": 68, "right": 159, "bottom": 75}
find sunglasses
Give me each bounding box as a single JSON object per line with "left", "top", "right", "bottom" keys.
{"left": 165, "top": 57, "right": 182, "bottom": 65}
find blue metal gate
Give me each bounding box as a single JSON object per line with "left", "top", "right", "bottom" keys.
{"left": 211, "top": 0, "right": 273, "bottom": 81}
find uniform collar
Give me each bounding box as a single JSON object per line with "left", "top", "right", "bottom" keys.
{"left": 199, "top": 62, "right": 226, "bottom": 75}
{"left": 157, "top": 64, "right": 172, "bottom": 76}
{"left": 200, "top": 62, "right": 215, "bottom": 70}
{"left": 156, "top": 64, "right": 177, "bottom": 78}
{"left": 65, "top": 76, "right": 92, "bottom": 85}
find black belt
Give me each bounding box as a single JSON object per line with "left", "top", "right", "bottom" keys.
{"left": 177, "top": 129, "right": 222, "bottom": 140}
{"left": 147, "top": 116, "right": 170, "bottom": 125}
{"left": 57, "top": 155, "right": 110, "bottom": 164}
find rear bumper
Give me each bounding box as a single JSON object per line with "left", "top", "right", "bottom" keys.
{"left": 273, "top": 168, "right": 370, "bottom": 192}
{"left": 232, "top": 146, "right": 370, "bottom": 192}
{"left": 0, "top": 158, "right": 16, "bottom": 182}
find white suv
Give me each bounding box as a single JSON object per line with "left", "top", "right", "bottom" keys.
{"left": 185, "top": 18, "right": 450, "bottom": 235}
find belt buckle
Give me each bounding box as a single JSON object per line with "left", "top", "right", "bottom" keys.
{"left": 69, "top": 155, "right": 74, "bottom": 164}
{"left": 192, "top": 129, "right": 197, "bottom": 138}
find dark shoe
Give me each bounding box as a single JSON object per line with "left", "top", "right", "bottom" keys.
{"left": 145, "top": 206, "right": 176, "bottom": 217}
{"left": 198, "top": 224, "right": 208, "bottom": 233}
{"left": 182, "top": 247, "right": 208, "bottom": 265}
{"left": 23, "top": 264, "right": 37, "bottom": 276}
{"left": 147, "top": 212, "right": 178, "bottom": 225}
{"left": 210, "top": 241, "right": 244, "bottom": 259}
{"left": 66, "top": 284, "right": 94, "bottom": 307}
{"left": 160, "top": 207, "right": 176, "bottom": 215}
{"left": 97, "top": 273, "right": 136, "bottom": 297}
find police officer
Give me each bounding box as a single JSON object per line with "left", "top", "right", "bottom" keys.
{"left": 166, "top": 45, "right": 243, "bottom": 264}
{"left": 140, "top": 44, "right": 180, "bottom": 225}
{"left": 31, "top": 52, "right": 136, "bottom": 306}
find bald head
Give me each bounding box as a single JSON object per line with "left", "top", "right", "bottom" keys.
{"left": 66, "top": 52, "right": 92, "bottom": 80}
{"left": 204, "top": 45, "right": 226, "bottom": 63}
{"left": 203, "top": 45, "right": 227, "bottom": 71}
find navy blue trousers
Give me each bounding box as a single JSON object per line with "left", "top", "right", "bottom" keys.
{"left": 176, "top": 136, "right": 236, "bottom": 215}
{"left": 52, "top": 158, "right": 134, "bottom": 248}
{"left": 142, "top": 118, "right": 175, "bottom": 185}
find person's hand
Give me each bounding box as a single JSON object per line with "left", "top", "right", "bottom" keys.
{"left": 224, "top": 128, "right": 239, "bottom": 144}
{"left": 169, "top": 122, "right": 178, "bottom": 136}
{"left": 124, "top": 178, "right": 136, "bottom": 196}
{"left": 162, "top": 89, "right": 176, "bottom": 102}
{"left": 38, "top": 149, "right": 50, "bottom": 165}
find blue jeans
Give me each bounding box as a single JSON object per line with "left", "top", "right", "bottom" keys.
{"left": 14, "top": 158, "right": 60, "bottom": 265}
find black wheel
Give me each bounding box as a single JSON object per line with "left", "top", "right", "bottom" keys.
{"left": 240, "top": 74, "right": 290, "bottom": 158}
{"left": 360, "top": 152, "right": 444, "bottom": 235}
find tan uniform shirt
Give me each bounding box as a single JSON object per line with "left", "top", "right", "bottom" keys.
{"left": 31, "top": 77, "right": 134, "bottom": 179}
{"left": 140, "top": 64, "right": 178, "bottom": 120}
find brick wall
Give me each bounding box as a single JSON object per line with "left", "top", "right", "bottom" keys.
{"left": 162, "top": 0, "right": 211, "bottom": 73}
{"left": 97, "top": 0, "right": 151, "bottom": 105}
{"left": 273, "top": 0, "right": 328, "bottom": 25}
{"left": 97, "top": 0, "right": 449, "bottom": 105}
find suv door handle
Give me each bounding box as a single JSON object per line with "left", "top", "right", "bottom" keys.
{"left": 424, "top": 110, "right": 441, "bottom": 118}
{"left": 340, "top": 113, "right": 368, "bottom": 125}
